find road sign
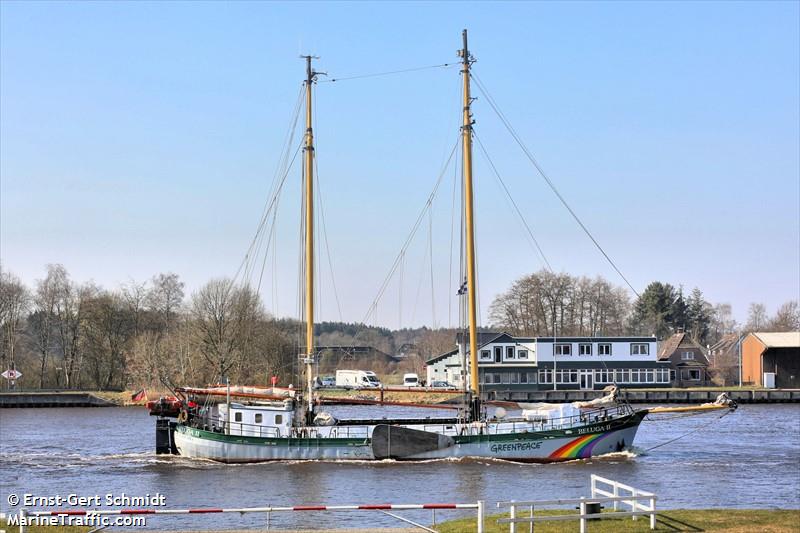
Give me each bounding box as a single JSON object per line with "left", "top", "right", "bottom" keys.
{"left": 2, "top": 369, "right": 22, "bottom": 380}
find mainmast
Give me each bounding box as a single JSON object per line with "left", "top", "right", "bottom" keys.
{"left": 302, "top": 55, "right": 318, "bottom": 423}
{"left": 458, "top": 30, "right": 481, "bottom": 418}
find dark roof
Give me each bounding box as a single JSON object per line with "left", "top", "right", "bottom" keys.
{"left": 709, "top": 333, "right": 740, "bottom": 355}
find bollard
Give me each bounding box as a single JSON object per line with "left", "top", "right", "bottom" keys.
{"left": 509, "top": 500, "right": 516, "bottom": 533}
{"left": 476, "top": 500, "right": 484, "bottom": 533}
{"left": 579, "top": 499, "right": 586, "bottom": 533}
{"left": 19, "top": 508, "right": 27, "bottom": 533}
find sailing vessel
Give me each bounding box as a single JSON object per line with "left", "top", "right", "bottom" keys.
{"left": 151, "top": 31, "right": 732, "bottom": 463}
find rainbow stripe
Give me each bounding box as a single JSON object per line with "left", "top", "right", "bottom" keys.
{"left": 548, "top": 431, "right": 617, "bottom": 460}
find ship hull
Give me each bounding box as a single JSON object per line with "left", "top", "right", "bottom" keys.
{"left": 172, "top": 410, "right": 646, "bottom": 463}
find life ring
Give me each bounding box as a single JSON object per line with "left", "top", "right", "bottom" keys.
{"left": 177, "top": 410, "right": 188, "bottom": 423}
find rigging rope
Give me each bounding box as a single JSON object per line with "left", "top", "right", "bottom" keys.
{"left": 320, "top": 62, "right": 457, "bottom": 83}
{"left": 644, "top": 409, "right": 732, "bottom": 452}
{"left": 473, "top": 131, "right": 553, "bottom": 271}
{"left": 470, "top": 72, "right": 640, "bottom": 298}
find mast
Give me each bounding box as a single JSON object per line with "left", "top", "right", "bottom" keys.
{"left": 302, "top": 55, "right": 318, "bottom": 422}
{"left": 459, "top": 30, "right": 481, "bottom": 416}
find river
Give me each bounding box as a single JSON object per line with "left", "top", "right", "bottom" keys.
{"left": 1, "top": 404, "right": 798, "bottom": 530}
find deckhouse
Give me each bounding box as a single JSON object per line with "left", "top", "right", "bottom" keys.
{"left": 426, "top": 332, "right": 671, "bottom": 397}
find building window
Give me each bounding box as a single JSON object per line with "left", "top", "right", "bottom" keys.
{"left": 506, "top": 346, "right": 516, "bottom": 359}
{"left": 234, "top": 412, "right": 242, "bottom": 422}
{"left": 480, "top": 350, "right": 491, "bottom": 360}
{"left": 275, "top": 415, "right": 283, "bottom": 425}
{"left": 683, "top": 369, "right": 701, "bottom": 381}
{"left": 631, "top": 343, "right": 649, "bottom": 355}
{"left": 527, "top": 372, "right": 538, "bottom": 384}
{"left": 518, "top": 349, "right": 528, "bottom": 359}
{"left": 520, "top": 372, "right": 527, "bottom": 384}
{"left": 539, "top": 369, "right": 553, "bottom": 384}
{"left": 598, "top": 343, "right": 611, "bottom": 356}
{"left": 255, "top": 413, "right": 263, "bottom": 423}
{"left": 554, "top": 343, "right": 572, "bottom": 356}
{"left": 579, "top": 343, "right": 592, "bottom": 356}
{"left": 645, "top": 370, "right": 655, "bottom": 383}
{"left": 511, "top": 372, "right": 520, "bottom": 384}
{"left": 494, "top": 346, "right": 502, "bottom": 363}
{"left": 681, "top": 351, "right": 695, "bottom": 361}
{"left": 501, "top": 373, "right": 511, "bottom": 384}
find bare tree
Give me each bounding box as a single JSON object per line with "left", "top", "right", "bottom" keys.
{"left": 0, "top": 269, "right": 30, "bottom": 389}
{"left": 745, "top": 303, "right": 768, "bottom": 332}
{"left": 769, "top": 301, "right": 800, "bottom": 332}
{"left": 190, "top": 279, "right": 263, "bottom": 380}
{"left": 29, "top": 265, "right": 62, "bottom": 387}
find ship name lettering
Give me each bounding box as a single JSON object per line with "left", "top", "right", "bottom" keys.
{"left": 490, "top": 441, "right": 542, "bottom": 453}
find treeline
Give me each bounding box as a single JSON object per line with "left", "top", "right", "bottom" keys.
{"left": 489, "top": 270, "right": 799, "bottom": 345}
{"left": 2, "top": 265, "right": 797, "bottom": 391}
{"left": 0, "top": 265, "right": 457, "bottom": 391}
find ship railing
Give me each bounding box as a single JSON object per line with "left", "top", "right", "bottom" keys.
{"left": 497, "top": 475, "right": 657, "bottom": 532}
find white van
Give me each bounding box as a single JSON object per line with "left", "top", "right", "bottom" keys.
{"left": 403, "top": 373, "right": 420, "bottom": 387}
{"left": 336, "top": 370, "right": 382, "bottom": 389}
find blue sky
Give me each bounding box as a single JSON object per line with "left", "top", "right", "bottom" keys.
{"left": 1, "top": 1, "right": 798, "bottom": 328}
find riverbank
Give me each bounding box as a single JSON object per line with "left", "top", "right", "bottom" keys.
{"left": 437, "top": 508, "right": 800, "bottom": 532}
{"left": 2, "top": 386, "right": 798, "bottom": 408}
{"left": 5, "top": 509, "right": 800, "bottom": 532}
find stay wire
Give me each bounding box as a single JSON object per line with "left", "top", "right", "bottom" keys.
{"left": 320, "top": 62, "right": 457, "bottom": 83}
{"left": 470, "top": 72, "right": 640, "bottom": 298}
{"left": 473, "top": 131, "right": 553, "bottom": 272}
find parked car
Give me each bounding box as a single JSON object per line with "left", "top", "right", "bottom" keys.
{"left": 430, "top": 381, "right": 457, "bottom": 390}
{"left": 319, "top": 376, "right": 335, "bottom": 387}
{"left": 403, "top": 373, "right": 421, "bottom": 387}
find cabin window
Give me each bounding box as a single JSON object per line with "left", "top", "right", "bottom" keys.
{"left": 518, "top": 349, "right": 528, "bottom": 359}
{"left": 255, "top": 413, "right": 263, "bottom": 424}
{"left": 630, "top": 343, "right": 649, "bottom": 355}
{"left": 579, "top": 343, "right": 592, "bottom": 356}
{"left": 234, "top": 412, "right": 242, "bottom": 422}
{"left": 506, "top": 346, "right": 515, "bottom": 359}
{"left": 494, "top": 347, "right": 502, "bottom": 363}
{"left": 275, "top": 414, "right": 283, "bottom": 425}
{"left": 554, "top": 343, "right": 571, "bottom": 356}
{"left": 480, "top": 349, "right": 491, "bottom": 360}
{"left": 598, "top": 343, "right": 611, "bottom": 355}
{"left": 681, "top": 351, "right": 695, "bottom": 360}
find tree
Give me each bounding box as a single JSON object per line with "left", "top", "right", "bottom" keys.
{"left": 190, "top": 279, "right": 263, "bottom": 380}
{"left": 686, "top": 288, "right": 712, "bottom": 344}
{"left": 745, "top": 303, "right": 768, "bottom": 332}
{"left": 147, "top": 273, "right": 185, "bottom": 332}
{"left": 0, "top": 269, "right": 30, "bottom": 389}
{"left": 629, "top": 281, "right": 686, "bottom": 338}
{"left": 82, "top": 291, "right": 135, "bottom": 390}
{"left": 29, "top": 265, "right": 62, "bottom": 387}
{"left": 769, "top": 301, "right": 800, "bottom": 332}
{"left": 489, "top": 270, "right": 630, "bottom": 336}
{"left": 710, "top": 303, "right": 737, "bottom": 343}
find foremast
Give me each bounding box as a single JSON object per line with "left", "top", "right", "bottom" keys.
{"left": 302, "top": 55, "right": 319, "bottom": 424}
{"left": 458, "top": 30, "right": 481, "bottom": 420}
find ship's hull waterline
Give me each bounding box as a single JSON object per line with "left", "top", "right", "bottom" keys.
{"left": 172, "top": 410, "right": 647, "bottom": 463}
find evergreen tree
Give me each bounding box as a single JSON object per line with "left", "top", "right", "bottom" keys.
{"left": 686, "top": 287, "right": 712, "bottom": 344}
{"left": 629, "top": 281, "right": 688, "bottom": 339}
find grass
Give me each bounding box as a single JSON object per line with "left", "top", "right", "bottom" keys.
{"left": 437, "top": 509, "right": 800, "bottom": 532}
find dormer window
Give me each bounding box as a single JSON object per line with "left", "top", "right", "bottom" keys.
{"left": 579, "top": 343, "right": 592, "bottom": 355}
{"left": 681, "top": 351, "right": 695, "bottom": 360}
{"left": 554, "top": 343, "right": 571, "bottom": 356}
{"left": 506, "top": 346, "right": 515, "bottom": 359}
{"left": 598, "top": 343, "right": 611, "bottom": 356}
{"left": 631, "top": 343, "right": 649, "bottom": 355}
{"left": 518, "top": 349, "right": 528, "bottom": 359}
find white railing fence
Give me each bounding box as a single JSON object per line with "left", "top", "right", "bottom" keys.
{"left": 497, "top": 475, "right": 657, "bottom": 532}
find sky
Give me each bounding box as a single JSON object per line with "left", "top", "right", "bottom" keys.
{"left": 1, "top": 1, "right": 798, "bottom": 329}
